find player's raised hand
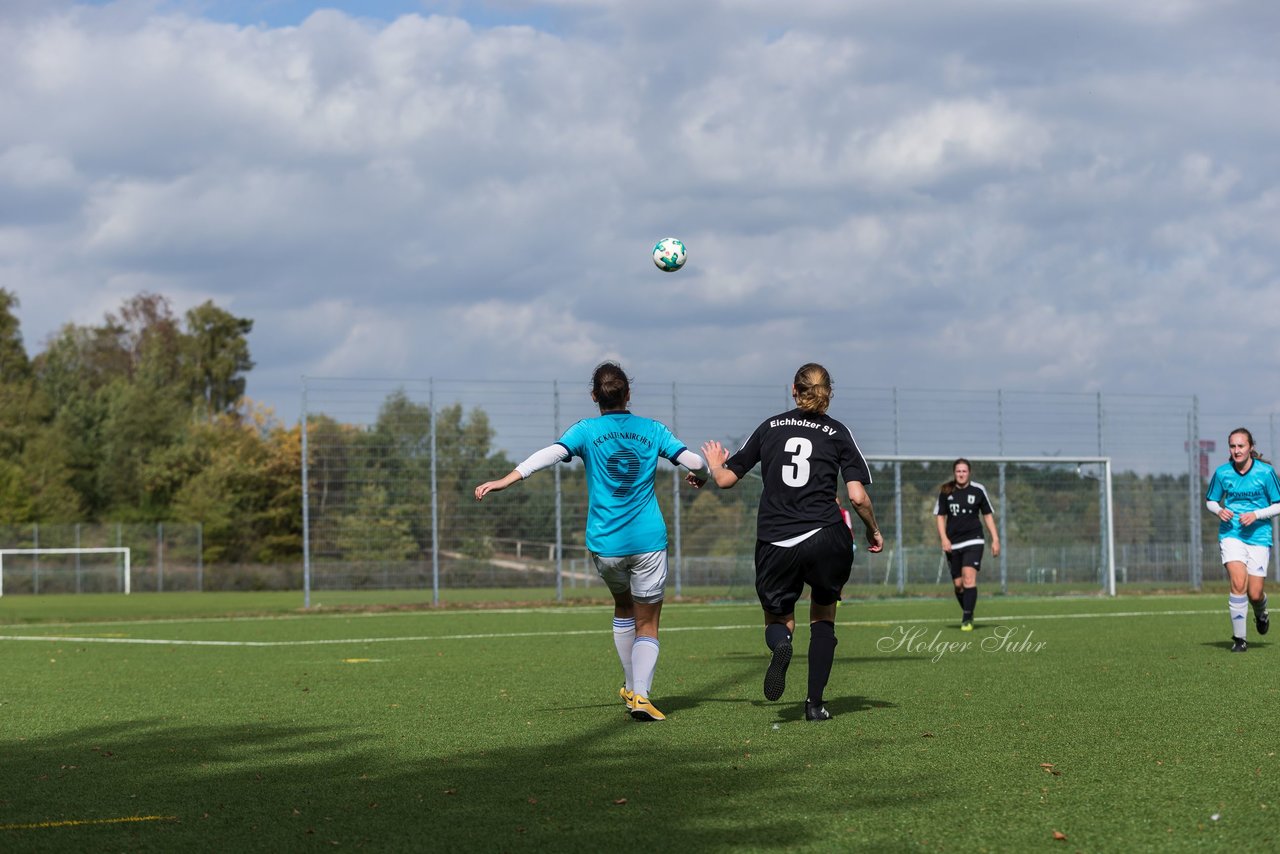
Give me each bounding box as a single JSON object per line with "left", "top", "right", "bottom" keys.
{"left": 701, "top": 440, "right": 729, "bottom": 467}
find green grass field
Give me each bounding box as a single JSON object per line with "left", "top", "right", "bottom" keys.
{"left": 1, "top": 590, "right": 1275, "bottom": 852}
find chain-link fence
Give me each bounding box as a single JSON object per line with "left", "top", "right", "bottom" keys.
{"left": 301, "top": 377, "right": 1280, "bottom": 603}
{"left": 0, "top": 523, "right": 204, "bottom": 594}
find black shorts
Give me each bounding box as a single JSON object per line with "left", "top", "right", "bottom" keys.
{"left": 947, "top": 544, "right": 984, "bottom": 579}
{"left": 754, "top": 521, "right": 854, "bottom": 616}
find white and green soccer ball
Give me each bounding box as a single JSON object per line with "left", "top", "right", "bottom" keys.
{"left": 652, "top": 237, "right": 687, "bottom": 272}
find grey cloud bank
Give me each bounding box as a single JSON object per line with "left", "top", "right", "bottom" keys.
{"left": 1, "top": 0, "right": 1277, "bottom": 426}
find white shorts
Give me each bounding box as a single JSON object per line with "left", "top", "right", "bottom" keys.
{"left": 592, "top": 550, "right": 668, "bottom": 604}
{"left": 1220, "top": 539, "right": 1270, "bottom": 577}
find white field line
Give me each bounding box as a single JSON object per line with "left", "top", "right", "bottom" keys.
{"left": 0, "top": 595, "right": 1220, "bottom": 632}
{"left": 0, "top": 601, "right": 773, "bottom": 631}
{"left": 0, "top": 605, "right": 618, "bottom": 631}
{"left": 0, "top": 609, "right": 1222, "bottom": 648}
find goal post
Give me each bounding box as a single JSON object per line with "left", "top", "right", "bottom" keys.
{"left": 0, "top": 547, "right": 132, "bottom": 597}
{"left": 865, "top": 455, "right": 1116, "bottom": 596}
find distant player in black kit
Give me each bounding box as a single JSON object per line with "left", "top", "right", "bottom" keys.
{"left": 702, "top": 363, "right": 883, "bottom": 722}
{"left": 934, "top": 458, "right": 1000, "bottom": 631}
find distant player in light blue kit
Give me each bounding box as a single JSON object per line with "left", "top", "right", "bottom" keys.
{"left": 474, "top": 362, "right": 709, "bottom": 720}
{"left": 1205, "top": 427, "right": 1280, "bottom": 653}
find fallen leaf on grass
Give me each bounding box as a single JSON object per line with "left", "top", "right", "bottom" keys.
{"left": 921, "top": 732, "right": 934, "bottom": 738}
{"left": 613, "top": 798, "right": 628, "bottom": 805}
{"left": 1052, "top": 830, "right": 1067, "bottom": 841}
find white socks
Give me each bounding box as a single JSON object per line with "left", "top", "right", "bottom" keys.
{"left": 613, "top": 617, "right": 635, "bottom": 691}
{"left": 632, "top": 636, "right": 660, "bottom": 699}
{"left": 1229, "top": 594, "right": 1248, "bottom": 640}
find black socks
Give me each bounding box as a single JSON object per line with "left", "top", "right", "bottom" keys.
{"left": 807, "top": 620, "right": 837, "bottom": 704}
{"left": 765, "top": 622, "right": 792, "bottom": 651}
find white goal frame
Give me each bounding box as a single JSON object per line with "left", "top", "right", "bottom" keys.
{"left": 866, "top": 455, "right": 1116, "bottom": 596}
{"left": 0, "top": 548, "right": 132, "bottom": 597}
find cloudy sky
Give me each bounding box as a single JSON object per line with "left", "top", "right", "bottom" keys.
{"left": 2, "top": 0, "right": 1278, "bottom": 425}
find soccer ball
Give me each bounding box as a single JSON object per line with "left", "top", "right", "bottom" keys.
{"left": 652, "top": 237, "right": 687, "bottom": 272}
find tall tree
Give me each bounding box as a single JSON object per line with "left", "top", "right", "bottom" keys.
{"left": 184, "top": 301, "right": 254, "bottom": 415}
{"left": 166, "top": 405, "right": 302, "bottom": 563}
{"left": 0, "top": 289, "right": 31, "bottom": 381}
{"left": 31, "top": 294, "right": 204, "bottom": 519}
{"left": 115, "top": 292, "right": 184, "bottom": 386}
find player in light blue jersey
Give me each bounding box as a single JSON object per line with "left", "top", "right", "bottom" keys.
{"left": 1205, "top": 427, "right": 1280, "bottom": 652}
{"left": 474, "top": 362, "right": 709, "bottom": 720}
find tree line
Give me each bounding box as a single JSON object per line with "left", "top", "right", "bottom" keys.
{"left": 1, "top": 289, "right": 1212, "bottom": 568}
{"left": 0, "top": 289, "right": 295, "bottom": 563}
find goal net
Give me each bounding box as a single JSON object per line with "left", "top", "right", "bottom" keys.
{"left": 713, "top": 455, "right": 1117, "bottom": 600}
{"left": 854, "top": 455, "right": 1115, "bottom": 596}
{"left": 0, "top": 548, "right": 132, "bottom": 597}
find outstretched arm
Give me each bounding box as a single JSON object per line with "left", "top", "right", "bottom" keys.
{"left": 474, "top": 444, "right": 569, "bottom": 501}
{"left": 475, "top": 470, "right": 522, "bottom": 501}
{"left": 700, "top": 440, "right": 740, "bottom": 489}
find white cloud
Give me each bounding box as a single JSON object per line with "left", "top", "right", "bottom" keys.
{"left": 0, "top": 0, "right": 1276, "bottom": 429}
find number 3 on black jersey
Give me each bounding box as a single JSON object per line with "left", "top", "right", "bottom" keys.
{"left": 781, "top": 437, "right": 813, "bottom": 487}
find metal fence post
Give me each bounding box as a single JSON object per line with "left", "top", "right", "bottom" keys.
{"left": 32, "top": 522, "right": 39, "bottom": 595}
{"left": 157, "top": 522, "right": 164, "bottom": 593}
{"left": 1097, "top": 392, "right": 1107, "bottom": 591}
{"left": 197, "top": 522, "right": 203, "bottom": 592}
{"left": 672, "top": 381, "right": 683, "bottom": 599}
{"left": 998, "top": 463, "right": 1008, "bottom": 594}
{"left": 998, "top": 389, "right": 1007, "bottom": 594}
{"left": 430, "top": 378, "right": 440, "bottom": 606}
{"left": 553, "top": 381, "right": 563, "bottom": 603}
{"left": 1187, "top": 411, "right": 1196, "bottom": 590}
{"left": 301, "top": 377, "right": 312, "bottom": 609}
{"left": 893, "top": 388, "right": 904, "bottom": 593}
{"left": 1188, "top": 400, "right": 1202, "bottom": 590}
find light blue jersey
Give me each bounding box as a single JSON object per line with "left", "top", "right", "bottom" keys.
{"left": 1206, "top": 458, "right": 1280, "bottom": 546}
{"left": 556, "top": 412, "right": 688, "bottom": 557}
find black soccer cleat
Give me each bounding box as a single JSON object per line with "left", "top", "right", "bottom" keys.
{"left": 804, "top": 699, "right": 831, "bottom": 722}
{"left": 1231, "top": 636, "right": 1248, "bottom": 653}
{"left": 1257, "top": 611, "right": 1270, "bottom": 636}
{"left": 763, "top": 640, "right": 792, "bottom": 701}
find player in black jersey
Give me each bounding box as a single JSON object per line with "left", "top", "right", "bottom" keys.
{"left": 702, "top": 363, "right": 883, "bottom": 722}
{"left": 934, "top": 458, "right": 1000, "bottom": 631}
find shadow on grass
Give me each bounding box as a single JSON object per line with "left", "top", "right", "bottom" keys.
{"left": 1201, "top": 639, "right": 1267, "bottom": 651}
{"left": 1, "top": 708, "right": 940, "bottom": 853}
{"left": 1, "top": 640, "right": 920, "bottom": 851}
